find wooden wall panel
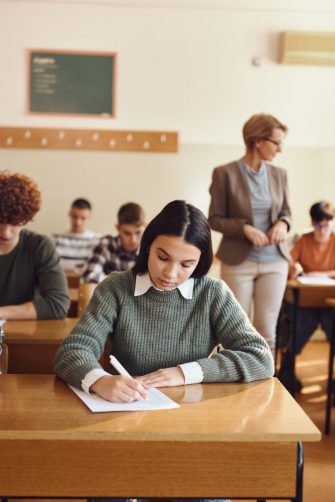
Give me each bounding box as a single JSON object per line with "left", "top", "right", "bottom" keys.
{"left": 0, "top": 126, "right": 178, "bottom": 153}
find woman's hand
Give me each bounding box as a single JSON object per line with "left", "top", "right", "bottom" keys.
{"left": 90, "top": 375, "right": 148, "bottom": 402}
{"left": 139, "top": 366, "right": 185, "bottom": 388}
{"left": 267, "top": 220, "right": 288, "bottom": 245}
{"left": 243, "top": 224, "right": 269, "bottom": 246}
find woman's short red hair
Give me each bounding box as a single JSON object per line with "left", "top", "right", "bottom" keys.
{"left": 0, "top": 171, "right": 41, "bottom": 225}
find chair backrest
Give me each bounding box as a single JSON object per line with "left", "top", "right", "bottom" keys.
{"left": 76, "top": 283, "right": 111, "bottom": 369}
{"left": 66, "top": 272, "right": 81, "bottom": 289}
{"left": 77, "top": 283, "right": 97, "bottom": 317}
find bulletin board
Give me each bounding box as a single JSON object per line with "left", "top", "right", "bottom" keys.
{"left": 27, "top": 49, "right": 116, "bottom": 116}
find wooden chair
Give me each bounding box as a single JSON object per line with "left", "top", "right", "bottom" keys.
{"left": 77, "top": 282, "right": 111, "bottom": 370}
{"left": 66, "top": 272, "right": 81, "bottom": 289}
{"left": 66, "top": 273, "right": 81, "bottom": 317}
{"left": 77, "top": 283, "right": 97, "bottom": 317}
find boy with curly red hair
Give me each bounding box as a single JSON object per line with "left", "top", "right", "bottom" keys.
{"left": 0, "top": 171, "right": 69, "bottom": 319}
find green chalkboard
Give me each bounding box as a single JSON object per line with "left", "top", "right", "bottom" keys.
{"left": 28, "top": 50, "right": 116, "bottom": 116}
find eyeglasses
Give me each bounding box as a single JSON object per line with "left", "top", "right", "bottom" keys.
{"left": 264, "top": 138, "right": 283, "bottom": 149}
{"left": 313, "top": 222, "right": 333, "bottom": 231}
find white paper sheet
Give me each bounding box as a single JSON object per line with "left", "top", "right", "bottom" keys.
{"left": 297, "top": 276, "right": 335, "bottom": 285}
{"left": 69, "top": 385, "right": 180, "bottom": 412}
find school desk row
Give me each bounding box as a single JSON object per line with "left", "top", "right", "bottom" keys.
{"left": 6, "top": 278, "right": 335, "bottom": 376}
{"left": 4, "top": 278, "right": 335, "bottom": 435}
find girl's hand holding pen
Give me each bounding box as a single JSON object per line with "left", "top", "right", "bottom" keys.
{"left": 90, "top": 375, "right": 148, "bottom": 403}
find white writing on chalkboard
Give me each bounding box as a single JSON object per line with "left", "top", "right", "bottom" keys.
{"left": 33, "top": 56, "right": 56, "bottom": 65}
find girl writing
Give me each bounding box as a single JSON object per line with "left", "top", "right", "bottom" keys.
{"left": 55, "top": 200, "right": 273, "bottom": 402}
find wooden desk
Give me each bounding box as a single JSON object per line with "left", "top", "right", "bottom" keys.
{"left": 282, "top": 279, "right": 335, "bottom": 395}
{"left": 284, "top": 279, "right": 335, "bottom": 308}
{"left": 0, "top": 375, "right": 320, "bottom": 501}
{"left": 5, "top": 318, "right": 79, "bottom": 374}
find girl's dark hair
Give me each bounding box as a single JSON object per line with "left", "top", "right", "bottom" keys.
{"left": 133, "top": 200, "right": 213, "bottom": 278}
{"left": 310, "top": 201, "right": 334, "bottom": 222}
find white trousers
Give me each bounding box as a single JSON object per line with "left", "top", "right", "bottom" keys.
{"left": 220, "top": 259, "right": 288, "bottom": 355}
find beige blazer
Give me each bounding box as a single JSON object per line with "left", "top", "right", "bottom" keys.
{"left": 208, "top": 160, "right": 292, "bottom": 265}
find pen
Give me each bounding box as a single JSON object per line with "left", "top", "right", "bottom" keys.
{"left": 109, "top": 355, "right": 148, "bottom": 400}
{"left": 110, "top": 355, "right": 132, "bottom": 377}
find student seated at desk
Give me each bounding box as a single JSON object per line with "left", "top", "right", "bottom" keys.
{"left": 55, "top": 200, "right": 274, "bottom": 403}
{"left": 0, "top": 171, "right": 69, "bottom": 320}
{"left": 53, "top": 198, "right": 101, "bottom": 273}
{"left": 82, "top": 202, "right": 146, "bottom": 283}
{"left": 279, "top": 201, "right": 335, "bottom": 391}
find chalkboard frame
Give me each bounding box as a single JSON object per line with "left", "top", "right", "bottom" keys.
{"left": 26, "top": 49, "right": 117, "bottom": 117}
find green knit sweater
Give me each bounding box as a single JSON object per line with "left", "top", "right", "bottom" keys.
{"left": 55, "top": 270, "right": 274, "bottom": 389}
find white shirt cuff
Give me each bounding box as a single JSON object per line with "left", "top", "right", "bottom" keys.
{"left": 179, "top": 361, "right": 204, "bottom": 385}
{"left": 81, "top": 368, "right": 111, "bottom": 394}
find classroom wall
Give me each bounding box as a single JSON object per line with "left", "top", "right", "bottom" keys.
{"left": 1, "top": 0, "right": 335, "bottom": 250}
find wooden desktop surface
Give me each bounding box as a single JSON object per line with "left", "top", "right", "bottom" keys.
{"left": 5, "top": 318, "right": 79, "bottom": 373}
{"left": 0, "top": 375, "right": 320, "bottom": 499}
{"left": 285, "top": 279, "right": 335, "bottom": 307}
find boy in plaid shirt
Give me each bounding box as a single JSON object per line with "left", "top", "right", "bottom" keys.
{"left": 82, "top": 203, "right": 145, "bottom": 283}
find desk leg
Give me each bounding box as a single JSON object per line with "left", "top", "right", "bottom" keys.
{"left": 325, "top": 309, "right": 335, "bottom": 435}
{"left": 294, "top": 441, "right": 304, "bottom": 502}
{"left": 288, "top": 288, "right": 299, "bottom": 397}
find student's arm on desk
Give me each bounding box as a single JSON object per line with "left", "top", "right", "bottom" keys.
{"left": 137, "top": 366, "right": 185, "bottom": 388}
{"left": 0, "top": 301, "right": 37, "bottom": 320}
{"left": 202, "top": 281, "right": 274, "bottom": 382}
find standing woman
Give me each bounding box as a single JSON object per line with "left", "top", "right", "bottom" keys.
{"left": 208, "top": 113, "right": 291, "bottom": 356}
